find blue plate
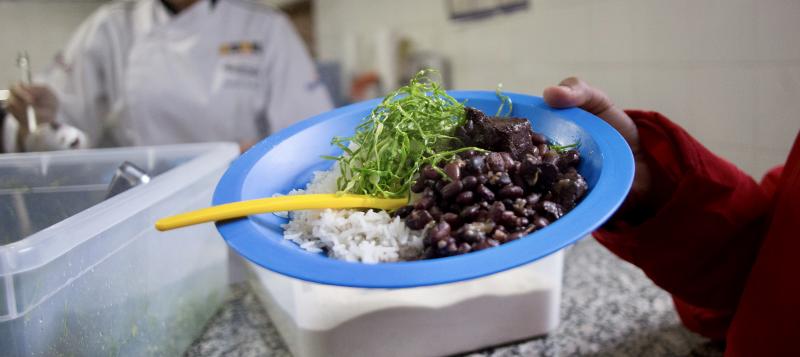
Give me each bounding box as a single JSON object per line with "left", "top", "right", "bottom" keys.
{"left": 213, "top": 91, "right": 634, "bottom": 288}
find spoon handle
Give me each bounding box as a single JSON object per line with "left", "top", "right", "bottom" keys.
{"left": 155, "top": 193, "right": 407, "bottom": 231}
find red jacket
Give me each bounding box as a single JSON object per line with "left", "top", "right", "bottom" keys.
{"left": 594, "top": 111, "right": 800, "bottom": 356}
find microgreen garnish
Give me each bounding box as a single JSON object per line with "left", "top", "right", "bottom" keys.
{"left": 548, "top": 141, "right": 581, "bottom": 153}
{"left": 328, "top": 70, "right": 480, "bottom": 198}
{"left": 495, "top": 84, "right": 513, "bottom": 117}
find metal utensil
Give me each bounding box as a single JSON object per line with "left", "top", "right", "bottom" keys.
{"left": 16, "top": 52, "right": 37, "bottom": 133}
{"left": 106, "top": 161, "right": 151, "bottom": 199}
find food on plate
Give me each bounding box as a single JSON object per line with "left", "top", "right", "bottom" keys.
{"left": 283, "top": 71, "right": 587, "bottom": 263}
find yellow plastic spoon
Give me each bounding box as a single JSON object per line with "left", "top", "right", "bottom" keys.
{"left": 155, "top": 193, "right": 408, "bottom": 231}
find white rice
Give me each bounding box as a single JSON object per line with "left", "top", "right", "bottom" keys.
{"left": 281, "top": 166, "right": 425, "bottom": 263}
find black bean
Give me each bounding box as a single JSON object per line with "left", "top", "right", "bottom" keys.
{"left": 394, "top": 205, "right": 413, "bottom": 218}
{"left": 500, "top": 210, "right": 517, "bottom": 227}
{"left": 538, "top": 144, "right": 549, "bottom": 155}
{"left": 427, "top": 221, "right": 451, "bottom": 243}
{"left": 446, "top": 240, "right": 459, "bottom": 255}
{"left": 458, "top": 242, "right": 472, "bottom": 254}
{"left": 447, "top": 203, "right": 462, "bottom": 214}
{"left": 534, "top": 216, "right": 549, "bottom": 228}
{"left": 519, "top": 157, "right": 541, "bottom": 186}
{"left": 476, "top": 184, "right": 495, "bottom": 201}
{"left": 414, "top": 195, "right": 434, "bottom": 210}
{"left": 467, "top": 155, "right": 486, "bottom": 174}
{"left": 429, "top": 205, "right": 443, "bottom": 220}
{"left": 456, "top": 191, "right": 475, "bottom": 205}
{"left": 534, "top": 162, "right": 559, "bottom": 190}
{"left": 499, "top": 185, "right": 524, "bottom": 199}
{"left": 543, "top": 151, "right": 559, "bottom": 165}
{"left": 562, "top": 167, "right": 580, "bottom": 180}
{"left": 531, "top": 132, "right": 548, "bottom": 146}
{"left": 542, "top": 201, "right": 564, "bottom": 219}
{"left": 422, "top": 186, "right": 436, "bottom": 198}
{"left": 497, "top": 172, "right": 512, "bottom": 186}
{"left": 492, "top": 229, "right": 508, "bottom": 242}
{"left": 513, "top": 198, "right": 527, "bottom": 210}
{"left": 442, "top": 212, "right": 461, "bottom": 227}
{"left": 406, "top": 209, "right": 433, "bottom": 230}
{"left": 411, "top": 179, "right": 426, "bottom": 193}
{"left": 508, "top": 232, "right": 525, "bottom": 241}
{"left": 487, "top": 239, "right": 500, "bottom": 247}
{"left": 499, "top": 152, "right": 515, "bottom": 169}
{"left": 517, "top": 217, "right": 529, "bottom": 227}
{"left": 421, "top": 164, "right": 440, "bottom": 180}
{"left": 489, "top": 201, "right": 505, "bottom": 221}
{"left": 435, "top": 180, "right": 446, "bottom": 192}
{"left": 444, "top": 162, "right": 461, "bottom": 181}
{"left": 487, "top": 172, "right": 502, "bottom": 186}
{"left": 461, "top": 175, "right": 478, "bottom": 190}
{"left": 554, "top": 179, "right": 578, "bottom": 209}
{"left": 472, "top": 240, "right": 490, "bottom": 251}
{"left": 459, "top": 150, "right": 479, "bottom": 159}
{"left": 475, "top": 208, "right": 490, "bottom": 222}
{"left": 564, "top": 149, "right": 580, "bottom": 165}
{"left": 526, "top": 193, "right": 541, "bottom": 206}
{"left": 523, "top": 208, "right": 536, "bottom": 218}
{"left": 460, "top": 204, "right": 480, "bottom": 220}
{"left": 440, "top": 180, "right": 463, "bottom": 199}
{"left": 457, "top": 226, "right": 482, "bottom": 243}
{"left": 486, "top": 152, "right": 506, "bottom": 172}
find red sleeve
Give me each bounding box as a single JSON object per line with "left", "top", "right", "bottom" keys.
{"left": 593, "top": 110, "right": 773, "bottom": 340}
{"left": 759, "top": 165, "right": 784, "bottom": 198}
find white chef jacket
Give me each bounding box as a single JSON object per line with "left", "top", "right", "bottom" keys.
{"left": 3, "top": 0, "right": 331, "bottom": 150}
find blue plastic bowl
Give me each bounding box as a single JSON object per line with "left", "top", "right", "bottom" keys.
{"left": 213, "top": 91, "right": 634, "bottom": 288}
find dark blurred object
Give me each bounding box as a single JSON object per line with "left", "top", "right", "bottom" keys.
{"left": 350, "top": 72, "right": 381, "bottom": 102}
{"left": 401, "top": 51, "right": 451, "bottom": 89}
{"left": 280, "top": 0, "right": 315, "bottom": 57}
{"left": 0, "top": 104, "right": 6, "bottom": 152}
{"left": 398, "top": 37, "right": 451, "bottom": 89}
{"left": 316, "top": 61, "right": 346, "bottom": 107}
{"left": 106, "top": 161, "right": 150, "bottom": 198}
{"left": 448, "top": 0, "right": 529, "bottom": 21}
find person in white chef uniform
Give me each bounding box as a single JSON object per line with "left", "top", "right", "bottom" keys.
{"left": 3, "top": 0, "right": 332, "bottom": 152}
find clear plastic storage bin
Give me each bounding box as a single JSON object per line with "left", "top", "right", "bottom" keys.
{"left": 0, "top": 143, "right": 239, "bottom": 356}
{"left": 246, "top": 250, "right": 563, "bottom": 357}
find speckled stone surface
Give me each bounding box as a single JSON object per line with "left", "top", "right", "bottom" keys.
{"left": 185, "top": 238, "right": 725, "bottom": 357}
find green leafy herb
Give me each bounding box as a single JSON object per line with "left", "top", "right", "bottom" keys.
{"left": 329, "top": 69, "right": 480, "bottom": 198}
{"left": 548, "top": 141, "right": 581, "bottom": 153}
{"left": 495, "top": 84, "right": 513, "bottom": 117}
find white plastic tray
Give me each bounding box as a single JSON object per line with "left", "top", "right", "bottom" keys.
{"left": 0, "top": 143, "right": 238, "bottom": 356}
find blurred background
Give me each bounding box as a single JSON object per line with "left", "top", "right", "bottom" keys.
{"left": 1, "top": 0, "right": 798, "bottom": 176}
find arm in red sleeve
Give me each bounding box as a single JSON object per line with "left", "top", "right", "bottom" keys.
{"left": 593, "top": 111, "right": 772, "bottom": 340}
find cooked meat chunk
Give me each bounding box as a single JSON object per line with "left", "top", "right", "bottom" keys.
{"left": 457, "top": 107, "right": 535, "bottom": 160}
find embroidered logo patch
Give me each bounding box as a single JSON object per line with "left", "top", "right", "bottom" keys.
{"left": 219, "top": 41, "right": 262, "bottom": 55}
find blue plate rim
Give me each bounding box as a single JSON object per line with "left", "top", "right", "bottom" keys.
{"left": 213, "top": 90, "right": 634, "bottom": 288}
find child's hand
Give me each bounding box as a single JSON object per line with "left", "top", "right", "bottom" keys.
{"left": 543, "top": 77, "right": 651, "bottom": 199}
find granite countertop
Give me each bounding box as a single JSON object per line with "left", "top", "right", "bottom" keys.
{"left": 185, "top": 238, "right": 725, "bottom": 357}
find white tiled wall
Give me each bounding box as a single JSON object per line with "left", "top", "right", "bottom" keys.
{"left": 315, "top": 0, "right": 800, "bottom": 177}
{"left": 0, "top": 0, "right": 105, "bottom": 86}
